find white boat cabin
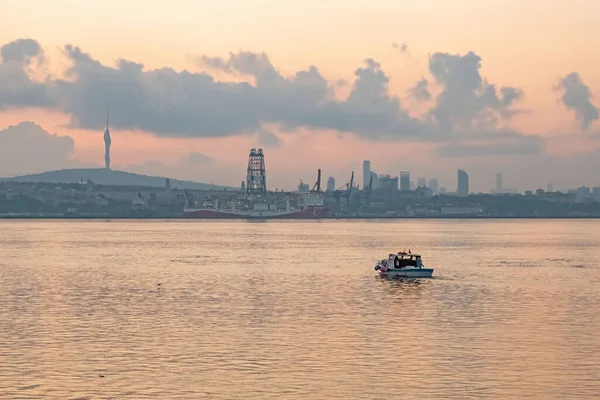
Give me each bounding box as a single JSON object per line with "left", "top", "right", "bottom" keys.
{"left": 384, "top": 252, "right": 423, "bottom": 269}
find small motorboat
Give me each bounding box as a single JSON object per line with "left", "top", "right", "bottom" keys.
{"left": 374, "top": 251, "right": 434, "bottom": 278}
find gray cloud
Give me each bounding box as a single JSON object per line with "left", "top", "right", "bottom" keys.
{"left": 555, "top": 72, "right": 599, "bottom": 130}
{"left": 407, "top": 77, "right": 431, "bottom": 102}
{"left": 1, "top": 38, "right": 44, "bottom": 64}
{"left": 0, "top": 39, "right": 53, "bottom": 109}
{"left": 427, "top": 51, "right": 524, "bottom": 131}
{"left": 0, "top": 39, "right": 552, "bottom": 159}
{"left": 0, "top": 122, "right": 77, "bottom": 177}
{"left": 50, "top": 44, "right": 429, "bottom": 140}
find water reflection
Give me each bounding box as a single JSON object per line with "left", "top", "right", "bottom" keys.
{"left": 0, "top": 219, "right": 599, "bottom": 399}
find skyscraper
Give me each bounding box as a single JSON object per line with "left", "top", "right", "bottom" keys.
{"left": 457, "top": 169, "right": 469, "bottom": 196}
{"left": 362, "top": 160, "right": 371, "bottom": 191}
{"left": 400, "top": 171, "right": 410, "bottom": 191}
{"left": 326, "top": 177, "right": 336, "bottom": 192}
{"left": 104, "top": 107, "right": 111, "bottom": 169}
{"left": 428, "top": 179, "right": 439, "bottom": 195}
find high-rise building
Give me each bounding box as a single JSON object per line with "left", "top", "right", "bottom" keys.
{"left": 368, "top": 172, "right": 379, "bottom": 190}
{"left": 378, "top": 175, "right": 399, "bottom": 199}
{"left": 104, "top": 107, "right": 111, "bottom": 169}
{"left": 592, "top": 187, "right": 600, "bottom": 201}
{"left": 417, "top": 177, "right": 426, "bottom": 188}
{"left": 298, "top": 181, "right": 309, "bottom": 192}
{"left": 457, "top": 169, "right": 469, "bottom": 196}
{"left": 363, "top": 160, "right": 371, "bottom": 191}
{"left": 399, "top": 171, "right": 410, "bottom": 191}
{"left": 428, "top": 179, "right": 439, "bottom": 195}
{"left": 326, "top": 177, "right": 336, "bottom": 192}
{"left": 496, "top": 173, "right": 503, "bottom": 191}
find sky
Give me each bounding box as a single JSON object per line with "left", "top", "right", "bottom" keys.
{"left": 1, "top": 0, "right": 600, "bottom": 192}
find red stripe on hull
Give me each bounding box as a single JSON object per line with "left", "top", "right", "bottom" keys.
{"left": 183, "top": 208, "right": 329, "bottom": 219}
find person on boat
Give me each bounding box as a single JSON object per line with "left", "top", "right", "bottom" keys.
{"left": 416, "top": 256, "right": 422, "bottom": 268}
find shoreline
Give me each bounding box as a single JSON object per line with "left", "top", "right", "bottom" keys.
{"left": 1, "top": 215, "right": 599, "bottom": 220}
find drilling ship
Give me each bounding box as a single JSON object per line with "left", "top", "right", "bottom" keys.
{"left": 183, "top": 148, "right": 330, "bottom": 219}
{"left": 182, "top": 192, "right": 328, "bottom": 219}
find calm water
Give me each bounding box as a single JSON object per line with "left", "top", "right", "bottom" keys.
{"left": 1, "top": 219, "right": 599, "bottom": 399}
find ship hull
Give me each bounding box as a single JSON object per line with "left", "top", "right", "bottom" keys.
{"left": 183, "top": 207, "right": 329, "bottom": 219}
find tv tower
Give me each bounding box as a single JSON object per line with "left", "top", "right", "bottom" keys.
{"left": 104, "top": 106, "right": 111, "bottom": 169}
{"left": 246, "top": 148, "right": 266, "bottom": 195}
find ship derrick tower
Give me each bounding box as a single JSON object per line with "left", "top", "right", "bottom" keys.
{"left": 104, "top": 107, "right": 112, "bottom": 169}
{"left": 246, "top": 148, "right": 267, "bottom": 195}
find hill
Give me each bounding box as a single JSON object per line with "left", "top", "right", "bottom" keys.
{"left": 0, "top": 168, "right": 232, "bottom": 190}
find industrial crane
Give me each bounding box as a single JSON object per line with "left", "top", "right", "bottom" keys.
{"left": 310, "top": 169, "right": 323, "bottom": 193}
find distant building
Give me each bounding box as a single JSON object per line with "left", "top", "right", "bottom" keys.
{"left": 369, "top": 172, "right": 379, "bottom": 190}
{"left": 298, "top": 181, "right": 309, "bottom": 192}
{"left": 547, "top": 183, "right": 554, "bottom": 192}
{"left": 104, "top": 107, "right": 111, "bottom": 169}
{"left": 399, "top": 171, "right": 410, "bottom": 191}
{"left": 496, "top": 173, "right": 503, "bottom": 191}
{"left": 326, "top": 177, "right": 336, "bottom": 192}
{"left": 439, "top": 187, "right": 447, "bottom": 194}
{"left": 457, "top": 169, "right": 469, "bottom": 197}
{"left": 428, "top": 179, "right": 439, "bottom": 195}
{"left": 377, "top": 175, "right": 399, "bottom": 198}
{"left": 362, "top": 160, "right": 371, "bottom": 191}
{"left": 417, "top": 177, "right": 426, "bottom": 188}
{"left": 415, "top": 186, "right": 433, "bottom": 198}
{"left": 593, "top": 187, "right": 600, "bottom": 201}
{"left": 576, "top": 186, "right": 592, "bottom": 202}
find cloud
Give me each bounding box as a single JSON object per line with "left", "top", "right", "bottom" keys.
{"left": 407, "top": 77, "right": 431, "bottom": 102}
{"left": 254, "top": 128, "right": 281, "bottom": 147}
{"left": 555, "top": 72, "right": 599, "bottom": 130}
{"left": 45, "top": 44, "right": 429, "bottom": 140}
{"left": 392, "top": 41, "right": 408, "bottom": 53}
{"left": 0, "top": 39, "right": 53, "bottom": 109}
{"left": 1, "top": 38, "right": 44, "bottom": 64}
{"left": 438, "top": 130, "right": 544, "bottom": 157}
{"left": 0, "top": 122, "right": 78, "bottom": 177}
{"left": 427, "top": 51, "right": 524, "bottom": 131}
{"left": 0, "top": 38, "right": 552, "bottom": 160}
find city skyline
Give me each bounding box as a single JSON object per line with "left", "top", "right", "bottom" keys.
{"left": 1, "top": 1, "right": 600, "bottom": 192}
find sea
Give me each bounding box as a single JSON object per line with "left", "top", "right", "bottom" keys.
{"left": 0, "top": 219, "right": 599, "bottom": 399}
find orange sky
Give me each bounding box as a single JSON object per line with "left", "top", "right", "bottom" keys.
{"left": 1, "top": 0, "right": 599, "bottom": 190}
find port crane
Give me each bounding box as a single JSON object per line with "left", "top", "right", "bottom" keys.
{"left": 327, "top": 171, "right": 355, "bottom": 211}
{"left": 310, "top": 169, "right": 323, "bottom": 193}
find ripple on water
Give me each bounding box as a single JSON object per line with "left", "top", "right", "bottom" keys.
{"left": 1, "top": 219, "right": 600, "bottom": 399}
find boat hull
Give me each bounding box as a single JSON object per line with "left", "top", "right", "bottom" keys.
{"left": 183, "top": 207, "right": 329, "bottom": 219}
{"left": 379, "top": 268, "right": 434, "bottom": 278}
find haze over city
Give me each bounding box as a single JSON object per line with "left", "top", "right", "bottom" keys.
{"left": 1, "top": 0, "right": 599, "bottom": 192}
